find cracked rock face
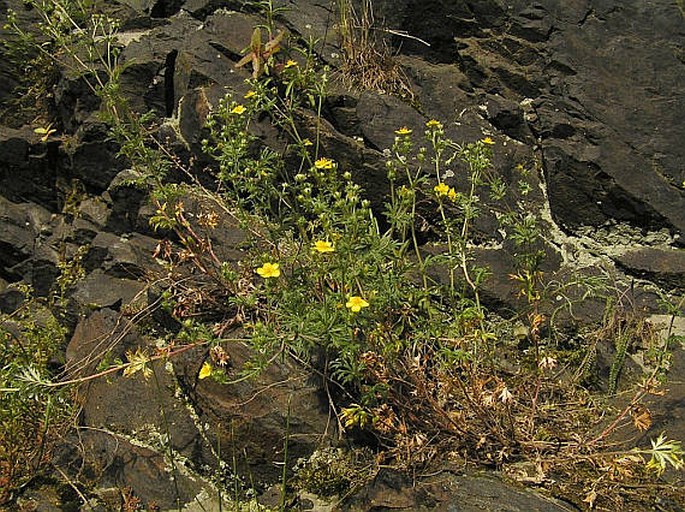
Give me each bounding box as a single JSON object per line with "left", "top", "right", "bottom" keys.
{"left": 381, "top": 0, "right": 685, "bottom": 240}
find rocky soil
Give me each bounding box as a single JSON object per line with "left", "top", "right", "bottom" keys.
{"left": 1, "top": 0, "right": 684, "bottom": 510}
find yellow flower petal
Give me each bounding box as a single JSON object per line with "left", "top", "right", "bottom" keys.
{"left": 256, "top": 262, "right": 281, "bottom": 278}
{"left": 426, "top": 119, "right": 443, "bottom": 130}
{"left": 481, "top": 136, "right": 495, "bottom": 145}
{"left": 284, "top": 59, "right": 298, "bottom": 68}
{"left": 434, "top": 182, "right": 450, "bottom": 197}
{"left": 198, "top": 361, "right": 213, "bottom": 380}
{"left": 395, "top": 126, "right": 412, "bottom": 135}
{"left": 230, "top": 105, "right": 247, "bottom": 115}
{"left": 313, "top": 240, "right": 335, "bottom": 253}
{"left": 346, "top": 296, "right": 369, "bottom": 313}
{"left": 314, "top": 157, "right": 335, "bottom": 170}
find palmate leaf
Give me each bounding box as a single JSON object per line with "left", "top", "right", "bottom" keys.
{"left": 643, "top": 432, "right": 685, "bottom": 476}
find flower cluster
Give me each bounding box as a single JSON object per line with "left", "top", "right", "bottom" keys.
{"left": 314, "top": 157, "right": 335, "bottom": 170}
{"left": 434, "top": 182, "right": 457, "bottom": 202}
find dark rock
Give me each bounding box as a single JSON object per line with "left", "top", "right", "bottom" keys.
{"left": 149, "top": 0, "right": 186, "bottom": 18}
{"left": 356, "top": 92, "right": 425, "bottom": 151}
{"left": 482, "top": 94, "right": 534, "bottom": 144}
{"left": 68, "top": 309, "right": 212, "bottom": 466}
{"left": 0, "top": 200, "right": 106, "bottom": 296}
{"left": 68, "top": 311, "right": 332, "bottom": 495}
{"left": 423, "top": 239, "right": 563, "bottom": 318}
{"left": 0, "top": 196, "right": 53, "bottom": 281}
{"left": 173, "top": 10, "right": 278, "bottom": 146}
{"left": 54, "top": 429, "right": 208, "bottom": 510}
{"left": 0, "top": 0, "right": 48, "bottom": 127}
{"left": 402, "top": 55, "right": 535, "bottom": 146}
{"left": 176, "top": 86, "right": 216, "bottom": 150}
{"left": 371, "top": 0, "right": 685, "bottom": 241}
{"left": 386, "top": 1, "right": 505, "bottom": 63}
{"left": 70, "top": 271, "right": 146, "bottom": 311}
{"left": 61, "top": 120, "right": 127, "bottom": 194}
{"left": 118, "top": 0, "right": 158, "bottom": 13}
{"left": 592, "top": 330, "right": 645, "bottom": 394}
{"left": 53, "top": 70, "right": 102, "bottom": 134}
{"left": 276, "top": 0, "right": 343, "bottom": 67}
{"left": 84, "top": 231, "right": 159, "bottom": 278}
{"left": 136, "top": 200, "right": 169, "bottom": 237}
{"left": 0, "top": 283, "right": 27, "bottom": 314}
{"left": 81, "top": 359, "right": 213, "bottom": 467}
{"left": 16, "top": 258, "right": 60, "bottom": 297}
{"left": 326, "top": 94, "right": 364, "bottom": 139}
{"left": 339, "top": 469, "right": 575, "bottom": 511}
{"left": 14, "top": 483, "right": 63, "bottom": 512}
{"left": 104, "top": 169, "right": 151, "bottom": 234}
{"left": 530, "top": 1, "right": 685, "bottom": 237}
{"left": 67, "top": 308, "right": 139, "bottom": 374}
{"left": 0, "top": 1, "right": 19, "bottom": 110}
{"left": 174, "top": 341, "right": 333, "bottom": 487}
{"left": 139, "top": 189, "right": 248, "bottom": 263}
{"left": 312, "top": 112, "right": 390, "bottom": 218}
{"left": 509, "top": 4, "right": 554, "bottom": 43}
{"left": 4, "top": 1, "right": 685, "bottom": 509}
{"left": 0, "top": 126, "right": 60, "bottom": 209}
{"left": 75, "top": 196, "right": 111, "bottom": 231}
{"left": 181, "top": 0, "right": 221, "bottom": 18}
{"left": 614, "top": 247, "right": 685, "bottom": 292}
{"left": 119, "top": 12, "right": 204, "bottom": 115}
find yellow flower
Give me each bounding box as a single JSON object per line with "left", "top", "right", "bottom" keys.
{"left": 301, "top": 138, "right": 313, "bottom": 147}
{"left": 314, "top": 157, "right": 335, "bottom": 170}
{"left": 198, "top": 361, "right": 213, "bottom": 380}
{"left": 244, "top": 90, "right": 256, "bottom": 99}
{"left": 395, "top": 126, "right": 412, "bottom": 135}
{"left": 284, "top": 59, "right": 298, "bottom": 68}
{"left": 481, "top": 136, "right": 495, "bottom": 145}
{"left": 426, "top": 119, "right": 443, "bottom": 130}
{"left": 230, "top": 104, "right": 247, "bottom": 115}
{"left": 434, "top": 182, "right": 450, "bottom": 197}
{"left": 256, "top": 262, "right": 281, "bottom": 278}
{"left": 346, "top": 296, "right": 369, "bottom": 313}
{"left": 447, "top": 187, "right": 457, "bottom": 202}
{"left": 313, "top": 240, "right": 335, "bottom": 253}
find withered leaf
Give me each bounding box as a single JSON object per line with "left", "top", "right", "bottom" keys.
{"left": 631, "top": 406, "right": 652, "bottom": 432}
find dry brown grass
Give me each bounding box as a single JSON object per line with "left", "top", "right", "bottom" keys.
{"left": 336, "top": 0, "right": 415, "bottom": 101}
